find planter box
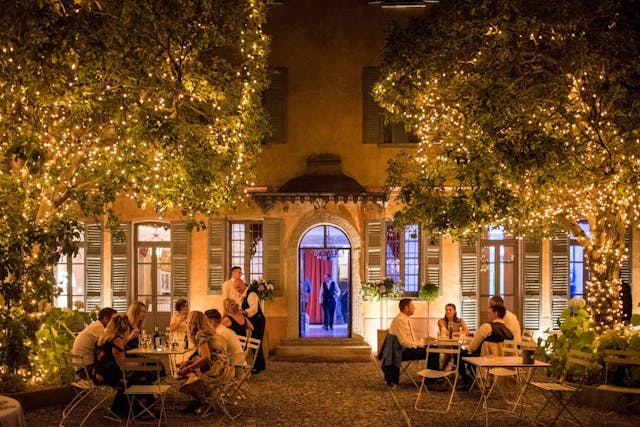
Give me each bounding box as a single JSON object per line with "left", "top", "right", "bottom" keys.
{"left": 10, "top": 386, "right": 75, "bottom": 412}
{"left": 573, "top": 384, "right": 640, "bottom": 414}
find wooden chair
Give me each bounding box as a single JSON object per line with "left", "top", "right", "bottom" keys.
{"left": 531, "top": 349, "right": 594, "bottom": 426}
{"left": 414, "top": 339, "right": 461, "bottom": 413}
{"left": 120, "top": 358, "right": 172, "bottom": 427}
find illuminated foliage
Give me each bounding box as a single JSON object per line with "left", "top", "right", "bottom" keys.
{"left": 0, "top": 0, "right": 270, "bottom": 376}
{"left": 377, "top": 0, "right": 640, "bottom": 332}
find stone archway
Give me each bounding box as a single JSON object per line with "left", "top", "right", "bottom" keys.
{"left": 286, "top": 212, "right": 363, "bottom": 339}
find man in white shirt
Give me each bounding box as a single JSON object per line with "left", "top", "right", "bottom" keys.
{"left": 205, "top": 309, "right": 246, "bottom": 378}
{"left": 489, "top": 295, "right": 521, "bottom": 343}
{"left": 71, "top": 307, "right": 117, "bottom": 373}
{"left": 221, "top": 266, "right": 243, "bottom": 305}
{"left": 388, "top": 298, "right": 426, "bottom": 360}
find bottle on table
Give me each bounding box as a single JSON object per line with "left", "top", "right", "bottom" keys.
{"left": 448, "top": 322, "right": 454, "bottom": 339}
{"left": 184, "top": 332, "right": 189, "bottom": 350}
{"left": 152, "top": 326, "right": 160, "bottom": 349}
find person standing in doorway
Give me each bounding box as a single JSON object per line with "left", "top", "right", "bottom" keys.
{"left": 320, "top": 273, "right": 338, "bottom": 330}
{"left": 340, "top": 286, "right": 349, "bottom": 324}
{"left": 222, "top": 266, "right": 243, "bottom": 305}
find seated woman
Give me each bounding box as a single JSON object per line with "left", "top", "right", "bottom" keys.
{"left": 221, "top": 298, "right": 254, "bottom": 337}
{"left": 437, "top": 303, "right": 469, "bottom": 338}
{"left": 177, "top": 311, "right": 234, "bottom": 414}
{"left": 437, "top": 303, "right": 469, "bottom": 370}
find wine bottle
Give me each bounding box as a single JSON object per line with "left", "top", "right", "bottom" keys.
{"left": 152, "top": 326, "right": 160, "bottom": 349}
{"left": 448, "top": 322, "right": 454, "bottom": 339}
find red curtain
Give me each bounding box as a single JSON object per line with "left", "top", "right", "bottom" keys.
{"left": 304, "top": 250, "right": 332, "bottom": 324}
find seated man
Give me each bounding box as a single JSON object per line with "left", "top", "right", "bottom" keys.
{"left": 389, "top": 298, "right": 426, "bottom": 361}
{"left": 489, "top": 295, "right": 521, "bottom": 343}
{"left": 71, "top": 307, "right": 117, "bottom": 376}
{"left": 459, "top": 303, "right": 514, "bottom": 388}
{"left": 205, "top": 309, "right": 246, "bottom": 378}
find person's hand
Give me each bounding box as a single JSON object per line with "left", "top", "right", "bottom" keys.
{"left": 130, "top": 328, "right": 140, "bottom": 339}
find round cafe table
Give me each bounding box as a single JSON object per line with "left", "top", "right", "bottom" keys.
{"left": 0, "top": 395, "right": 26, "bottom": 427}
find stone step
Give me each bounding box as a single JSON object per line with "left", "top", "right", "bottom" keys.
{"left": 273, "top": 336, "right": 373, "bottom": 362}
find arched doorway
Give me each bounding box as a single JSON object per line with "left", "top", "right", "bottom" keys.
{"left": 299, "top": 225, "right": 351, "bottom": 338}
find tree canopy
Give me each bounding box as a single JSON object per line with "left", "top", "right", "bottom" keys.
{"left": 0, "top": 0, "right": 270, "bottom": 373}
{"left": 377, "top": 0, "right": 640, "bottom": 332}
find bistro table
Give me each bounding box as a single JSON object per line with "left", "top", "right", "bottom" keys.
{"left": 0, "top": 395, "right": 26, "bottom": 427}
{"left": 126, "top": 346, "right": 193, "bottom": 378}
{"left": 462, "top": 356, "right": 551, "bottom": 427}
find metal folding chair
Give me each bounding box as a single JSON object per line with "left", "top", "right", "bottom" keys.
{"left": 59, "top": 352, "right": 119, "bottom": 427}
{"left": 121, "top": 358, "right": 172, "bottom": 427}
{"left": 414, "top": 339, "right": 461, "bottom": 413}
{"left": 486, "top": 340, "right": 523, "bottom": 405}
{"left": 531, "top": 349, "right": 594, "bottom": 426}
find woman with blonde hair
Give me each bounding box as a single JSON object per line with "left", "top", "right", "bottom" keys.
{"left": 221, "top": 298, "right": 253, "bottom": 337}
{"left": 125, "top": 301, "right": 147, "bottom": 350}
{"left": 177, "top": 311, "right": 233, "bottom": 414}
{"left": 92, "top": 314, "right": 131, "bottom": 415}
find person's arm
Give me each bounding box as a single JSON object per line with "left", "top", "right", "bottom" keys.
{"left": 437, "top": 319, "right": 447, "bottom": 336}
{"left": 244, "top": 316, "right": 254, "bottom": 332}
{"left": 467, "top": 323, "right": 491, "bottom": 353}
{"left": 112, "top": 337, "right": 126, "bottom": 367}
{"left": 243, "top": 292, "right": 259, "bottom": 317}
{"left": 169, "top": 313, "right": 187, "bottom": 332}
{"left": 221, "top": 317, "right": 232, "bottom": 328}
{"left": 178, "top": 340, "right": 211, "bottom": 376}
{"left": 221, "top": 280, "right": 230, "bottom": 301}
{"left": 460, "top": 319, "right": 469, "bottom": 334}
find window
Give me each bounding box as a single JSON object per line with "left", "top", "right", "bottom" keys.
{"left": 569, "top": 220, "right": 590, "bottom": 300}
{"left": 55, "top": 231, "right": 86, "bottom": 310}
{"left": 262, "top": 67, "right": 287, "bottom": 144}
{"left": 230, "top": 222, "right": 264, "bottom": 282}
{"left": 385, "top": 222, "right": 420, "bottom": 292}
{"left": 363, "top": 67, "right": 419, "bottom": 145}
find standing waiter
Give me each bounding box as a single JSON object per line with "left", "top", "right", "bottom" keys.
{"left": 320, "top": 273, "right": 338, "bottom": 330}
{"left": 234, "top": 278, "right": 266, "bottom": 373}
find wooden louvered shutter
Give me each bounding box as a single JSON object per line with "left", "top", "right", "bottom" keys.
{"left": 460, "top": 239, "right": 478, "bottom": 331}
{"left": 522, "top": 236, "right": 542, "bottom": 330}
{"left": 111, "top": 223, "right": 129, "bottom": 313}
{"left": 263, "top": 67, "right": 287, "bottom": 144}
{"left": 85, "top": 223, "right": 103, "bottom": 311}
{"left": 620, "top": 225, "right": 632, "bottom": 284}
{"left": 171, "top": 222, "right": 189, "bottom": 304}
{"left": 363, "top": 67, "right": 384, "bottom": 144}
{"left": 366, "top": 221, "right": 384, "bottom": 282}
{"left": 551, "top": 229, "right": 569, "bottom": 330}
{"left": 263, "top": 218, "right": 283, "bottom": 296}
{"left": 208, "top": 219, "right": 226, "bottom": 294}
{"left": 425, "top": 234, "right": 440, "bottom": 288}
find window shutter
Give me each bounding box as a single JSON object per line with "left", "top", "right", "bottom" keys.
{"left": 85, "top": 223, "right": 103, "bottom": 311}
{"left": 425, "top": 234, "right": 440, "bottom": 287}
{"left": 460, "top": 238, "right": 478, "bottom": 331}
{"left": 171, "top": 222, "right": 189, "bottom": 303}
{"left": 111, "top": 223, "right": 129, "bottom": 313}
{"left": 551, "top": 228, "right": 569, "bottom": 329}
{"left": 522, "top": 236, "right": 542, "bottom": 330}
{"left": 363, "top": 67, "right": 384, "bottom": 144}
{"left": 263, "top": 67, "right": 287, "bottom": 144}
{"left": 263, "top": 218, "right": 283, "bottom": 296}
{"left": 208, "top": 219, "right": 226, "bottom": 294}
{"left": 366, "top": 221, "right": 384, "bottom": 282}
{"left": 620, "top": 225, "right": 632, "bottom": 284}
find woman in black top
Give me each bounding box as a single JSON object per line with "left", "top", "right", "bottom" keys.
{"left": 221, "top": 298, "right": 254, "bottom": 337}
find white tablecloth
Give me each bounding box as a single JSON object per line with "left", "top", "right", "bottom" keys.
{"left": 0, "top": 396, "right": 26, "bottom": 427}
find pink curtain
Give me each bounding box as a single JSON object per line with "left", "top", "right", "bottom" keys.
{"left": 304, "top": 250, "right": 332, "bottom": 324}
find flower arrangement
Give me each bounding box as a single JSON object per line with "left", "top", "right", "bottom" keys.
{"left": 418, "top": 283, "right": 439, "bottom": 302}
{"left": 361, "top": 277, "right": 404, "bottom": 302}
{"left": 249, "top": 278, "right": 274, "bottom": 301}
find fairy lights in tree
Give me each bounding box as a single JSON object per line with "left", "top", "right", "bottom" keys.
{"left": 376, "top": 0, "right": 639, "bottom": 333}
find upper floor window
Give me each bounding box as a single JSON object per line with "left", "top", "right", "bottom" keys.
{"left": 262, "top": 67, "right": 287, "bottom": 144}
{"left": 385, "top": 222, "right": 420, "bottom": 292}
{"left": 363, "top": 67, "right": 419, "bottom": 145}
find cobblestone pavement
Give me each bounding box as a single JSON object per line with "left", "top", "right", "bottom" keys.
{"left": 25, "top": 358, "right": 639, "bottom": 426}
